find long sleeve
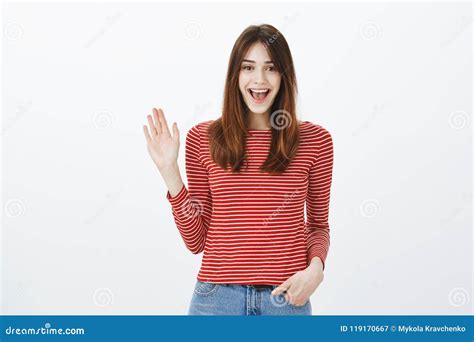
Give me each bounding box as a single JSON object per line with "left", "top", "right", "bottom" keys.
{"left": 305, "top": 126, "right": 334, "bottom": 270}
{"left": 165, "top": 124, "right": 213, "bottom": 254}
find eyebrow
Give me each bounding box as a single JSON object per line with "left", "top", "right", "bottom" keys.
{"left": 241, "top": 59, "right": 274, "bottom": 64}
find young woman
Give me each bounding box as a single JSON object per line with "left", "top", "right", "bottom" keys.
{"left": 143, "top": 24, "right": 334, "bottom": 316}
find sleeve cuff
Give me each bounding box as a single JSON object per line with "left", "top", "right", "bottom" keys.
{"left": 166, "top": 184, "right": 187, "bottom": 206}
{"left": 308, "top": 251, "right": 326, "bottom": 271}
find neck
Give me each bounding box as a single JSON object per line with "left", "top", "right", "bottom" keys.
{"left": 247, "top": 110, "right": 271, "bottom": 130}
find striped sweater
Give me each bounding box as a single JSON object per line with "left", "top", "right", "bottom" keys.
{"left": 166, "top": 120, "right": 334, "bottom": 285}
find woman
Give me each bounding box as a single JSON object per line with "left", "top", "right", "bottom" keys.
{"left": 143, "top": 24, "right": 334, "bottom": 315}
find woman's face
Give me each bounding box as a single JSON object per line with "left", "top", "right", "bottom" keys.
{"left": 238, "top": 42, "right": 281, "bottom": 116}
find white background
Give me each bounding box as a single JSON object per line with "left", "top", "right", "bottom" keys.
{"left": 1, "top": 1, "right": 472, "bottom": 315}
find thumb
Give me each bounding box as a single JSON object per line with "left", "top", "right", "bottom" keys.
{"left": 172, "top": 122, "right": 179, "bottom": 140}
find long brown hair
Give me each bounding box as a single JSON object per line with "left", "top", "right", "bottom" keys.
{"left": 207, "top": 24, "right": 300, "bottom": 173}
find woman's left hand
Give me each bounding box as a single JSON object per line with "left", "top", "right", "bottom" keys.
{"left": 271, "top": 257, "right": 324, "bottom": 306}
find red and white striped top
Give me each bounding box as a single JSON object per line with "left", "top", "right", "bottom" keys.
{"left": 166, "top": 120, "right": 334, "bottom": 285}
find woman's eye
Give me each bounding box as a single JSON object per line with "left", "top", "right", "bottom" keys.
{"left": 241, "top": 65, "right": 277, "bottom": 72}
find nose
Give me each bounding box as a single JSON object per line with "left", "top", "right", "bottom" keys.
{"left": 253, "top": 67, "right": 267, "bottom": 84}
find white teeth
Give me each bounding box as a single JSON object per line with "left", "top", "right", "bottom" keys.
{"left": 250, "top": 89, "right": 269, "bottom": 93}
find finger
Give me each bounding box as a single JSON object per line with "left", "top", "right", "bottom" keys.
{"left": 172, "top": 122, "right": 179, "bottom": 141}
{"left": 152, "top": 108, "right": 163, "bottom": 134}
{"left": 271, "top": 278, "right": 291, "bottom": 296}
{"left": 147, "top": 115, "right": 158, "bottom": 136}
{"left": 271, "top": 283, "right": 290, "bottom": 296}
{"left": 158, "top": 108, "right": 171, "bottom": 136}
{"left": 284, "top": 291, "right": 293, "bottom": 304}
{"left": 143, "top": 125, "right": 152, "bottom": 143}
{"left": 285, "top": 289, "right": 296, "bottom": 304}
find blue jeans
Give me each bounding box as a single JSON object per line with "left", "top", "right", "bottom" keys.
{"left": 188, "top": 280, "right": 312, "bottom": 315}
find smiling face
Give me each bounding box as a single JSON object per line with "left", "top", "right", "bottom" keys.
{"left": 238, "top": 42, "right": 282, "bottom": 117}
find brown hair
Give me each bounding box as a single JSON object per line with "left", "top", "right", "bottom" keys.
{"left": 207, "top": 24, "right": 300, "bottom": 173}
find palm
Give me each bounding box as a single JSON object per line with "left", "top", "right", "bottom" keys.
{"left": 148, "top": 130, "right": 178, "bottom": 168}
{"left": 143, "top": 108, "right": 180, "bottom": 170}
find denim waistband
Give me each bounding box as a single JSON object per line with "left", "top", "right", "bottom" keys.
{"left": 198, "top": 280, "right": 276, "bottom": 290}
{"left": 248, "top": 284, "right": 274, "bottom": 289}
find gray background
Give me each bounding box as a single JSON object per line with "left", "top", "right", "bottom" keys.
{"left": 2, "top": 1, "right": 472, "bottom": 315}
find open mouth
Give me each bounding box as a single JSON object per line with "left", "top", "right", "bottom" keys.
{"left": 247, "top": 88, "right": 270, "bottom": 103}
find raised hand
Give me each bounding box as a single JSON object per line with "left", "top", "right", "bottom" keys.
{"left": 143, "top": 108, "right": 180, "bottom": 172}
